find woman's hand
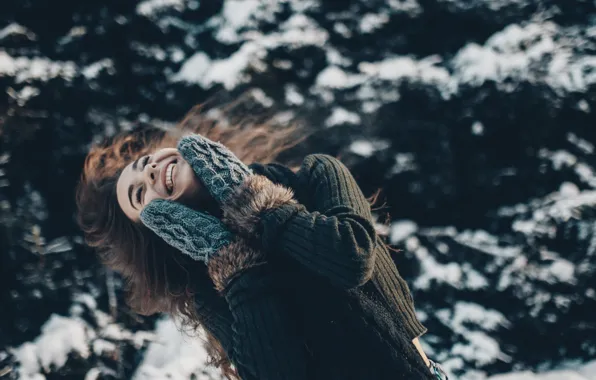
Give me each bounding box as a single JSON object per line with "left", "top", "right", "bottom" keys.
{"left": 177, "top": 133, "right": 301, "bottom": 241}
{"left": 141, "top": 198, "right": 269, "bottom": 293}
{"left": 177, "top": 134, "right": 253, "bottom": 206}
{"left": 140, "top": 199, "right": 233, "bottom": 263}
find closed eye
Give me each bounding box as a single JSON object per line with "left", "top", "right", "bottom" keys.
{"left": 136, "top": 155, "right": 151, "bottom": 205}
{"left": 136, "top": 186, "right": 143, "bottom": 205}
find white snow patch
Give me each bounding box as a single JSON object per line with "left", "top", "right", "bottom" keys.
{"left": 133, "top": 318, "right": 222, "bottom": 380}
{"left": 413, "top": 244, "right": 464, "bottom": 289}
{"left": 316, "top": 66, "right": 364, "bottom": 88}
{"left": 451, "top": 331, "right": 504, "bottom": 367}
{"left": 325, "top": 107, "right": 361, "bottom": 127}
{"left": 0, "top": 23, "right": 35, "bottom": 40}
{"left": 137, "top": 0, "right": 185, "bottom": 17}
{"left": 359, "top": 56, "right": 455, "bottom": 98}
{"left": 387, "top": 0, "right": 423, "bottom": 15}
{"left": 437, "top": 303, "right": 510, "bottom": 367}
{"left": 14, "top": 315, "right": 93, "bottom": 376}
{"left": 472, "top": 121, "right": 485, "bottom": 135}
{"left": 250, "top": 88, "right": 274, "bottom": 107}
{"left": 488, "top": 359, "right": 596, "bottom": 379}
{"left": 390, "top": 220, "right": 419, "bottom": 243}
{"left": 172, "top": 15, "right": 328, "bottom": 89}
{"left": 359, "top": 13, "right": 389, "bottom": 34}
{"left": 0, "top": 52, "right": 77, "bottom": 83}
{"left": 567, "top": 133, "right": 594, "bottom": 154}
{"left": 210, "top": 0, "right": 263, "bottom": 43}
{"left": 171, "top": 52, "right": 212, "bottom": 85}
{"left": 349, "top": 139, "right": 390, "bottom": 157}
{"left": 455, "top": 229, "right": 521, "bottom": 258}
{"left": 82, "top": 59, "right": 114, "bottom": 79}
{"left": 6, "top": 85, "right": 40, "bottom": 106}
{"left": 540, "top": 259, "right": 576, "bottom": 284}
{"left": 284, "top": 84, "right": 304, "bottom": 105}
{"left": 452, "top": 22, "right": 596, "bottom": 93}
{"left": 388, "top": 153, "right": 418, "bottom": 175}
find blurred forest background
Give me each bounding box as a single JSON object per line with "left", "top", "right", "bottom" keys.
{"left": 1, "top": 0, "right": 596, "bottom": 379}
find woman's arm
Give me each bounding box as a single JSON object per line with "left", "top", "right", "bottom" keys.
{"left": 207, "top": 239, "right": 308, "bottom": 380}
{"left": 224, "top": 154, "right": 377, "bottom": 290}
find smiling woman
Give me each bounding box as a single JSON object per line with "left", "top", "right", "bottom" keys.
{"left": 76, "top": 104, "right": 305, "bottom": 379}
{"left": 76, "top": 104, "right": 437, "bottom": 380}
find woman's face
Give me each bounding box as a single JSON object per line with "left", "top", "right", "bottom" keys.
{"left": 116, "top": 147, "right": 207, "bottom": 222}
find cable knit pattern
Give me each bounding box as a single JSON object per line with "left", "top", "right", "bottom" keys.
{"left": 140, "top": 199, "right": 233, "bottom": 262}
{"left": 177, "top": 134, "right": 253, "bottom": 205}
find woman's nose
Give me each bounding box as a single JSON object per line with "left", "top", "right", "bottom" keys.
{"left": 143, "top": 162, "right": 159, "bottom": 185}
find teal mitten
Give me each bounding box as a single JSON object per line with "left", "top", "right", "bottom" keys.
{"left": 177, "top": 134, "right": 253, "bottom": 205}
{"left": 140, "top": 199, "right": 233, "bottom": 263}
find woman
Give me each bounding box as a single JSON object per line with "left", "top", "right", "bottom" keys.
{"left": 76, "top": 106, "right": 448, "bottom": 380}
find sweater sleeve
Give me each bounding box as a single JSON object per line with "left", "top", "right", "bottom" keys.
{"left": 258, "top": 154, "right": 377, "bottom": 290}
{"left": 221, "top": 264, "right": 308, "bottom": 380}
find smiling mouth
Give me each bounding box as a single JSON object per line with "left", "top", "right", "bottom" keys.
{"left": 161, "top": 158, "right": 177, "bottom": 195}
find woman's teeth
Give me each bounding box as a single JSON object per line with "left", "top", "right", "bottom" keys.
{"left": 165, "top": 162, "right": 176, "bottom": 193}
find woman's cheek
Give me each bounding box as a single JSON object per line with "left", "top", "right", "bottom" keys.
{"left": 144, "top": 189, "right": 162, "bottom": 207}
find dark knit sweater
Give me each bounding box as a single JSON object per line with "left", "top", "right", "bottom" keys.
{"left": 194, "top": 154, "right": 430, "bottom": 380}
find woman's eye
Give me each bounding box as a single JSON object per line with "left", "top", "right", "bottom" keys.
{"left": 136, "top": 186, "right": 143, "bottom": 205}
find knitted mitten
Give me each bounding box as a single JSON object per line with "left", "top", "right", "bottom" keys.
{"left": 177, "top": 134, "right": 253, "bottom": 205}
{"left": 140, "top": 199, "right": 233, "bottom": 263}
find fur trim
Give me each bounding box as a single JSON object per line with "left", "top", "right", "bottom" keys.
{"left": 221, "top": 174, "right": 297, "bottom": 239}
{"left": 207, "top": 238, "right": 267, "bottom": 293}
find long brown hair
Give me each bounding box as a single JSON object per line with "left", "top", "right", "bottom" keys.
{"left": 76, "top": 103, "right": 401, "bottom": 379}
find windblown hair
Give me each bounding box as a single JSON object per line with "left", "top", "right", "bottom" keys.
{"left": 76, "top": 103, "right": 403, "bottom": 379}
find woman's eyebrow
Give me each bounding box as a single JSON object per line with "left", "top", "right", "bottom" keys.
{"left": 132, "top": 156, "right": 142, "bottom": 171}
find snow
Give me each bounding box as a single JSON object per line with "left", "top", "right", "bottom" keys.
{"left": 568, "top": 133, "right": 595, "bottom": 155}
{"left": 250, "top": 88, "right": 274, "bottom": 107}
{"left": 133, "top": 318, "right": 223, "bottom": 380}
{"left": 539, "top": 259, "right": 576, "bottom": 284}
{"left": 14, "top": 315, "right": 93, "bottom": 376}
{"left": 359, "top": 13, "right": 389, "bottom": 34}
{"left": 316, "top": 66, "right": 364, "bottom": 88}
{"left": 387, "top": 0, "right": 423, "bottom": 15}
{"left": 208, "top": 0, "right": 271, "bottom": 43}
{"left": 284, "top": 84, "right": 304, "bottom": 105}
{"left": 172, "top": 15, "right": 329, "bottom": 89}
{"left": 82, "top": 58, "right": 114, "bottom": 79}
{"left": 171, "top": 52, "right": 212, "bottom": 84}
{"left": 325, "top": 107, "right": 361, "bottom": 127}
{"left": 487, "top": 360, "right": 596, "bottom": 379}
{"left": 390, "top": 220, "right": 419, "bottom": 243}
{"left": 349, "top": 139, "right": 390, "bottom": 157}
{"left": 452, "top": 22, "right": 596, "bottom": 93}
{"left": 0, "top": 52, "right": 77, "bottom": 83}
{"left": 136, "top": 0, "right": 185, "bottom": 17}
{"left": 0, "top": 23, "right": 35, "bottom": 40}
{"left": 359, "top": 56, "right": 455, "bottom": 99}
{"left": 11, "top": 295, "right": 160, "bottom": 379}
{"left": 454, "top": 229, "right": 521, "bottom": 258}
{"left": 472, "top": 121, "right": 485, "bottom": 135}
{"left": 412, "top": 243, "right": 465, "bottom": 289}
